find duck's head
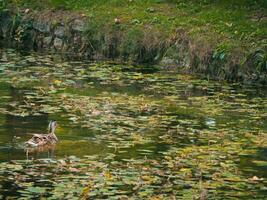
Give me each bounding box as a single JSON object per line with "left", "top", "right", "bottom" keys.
{"left": 48, "top": 120, "right": 57, "bottom": 134}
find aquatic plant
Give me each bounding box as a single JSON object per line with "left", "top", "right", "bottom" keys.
{"left": 0, "top": 50, "right": 266, "bottom": 199}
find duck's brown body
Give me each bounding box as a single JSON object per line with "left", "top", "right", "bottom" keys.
{"left": 26, "top": 133, "right": 58, "bottom": 147}
{"left": 25, "top": 121, "right": 58, "bottom": 147}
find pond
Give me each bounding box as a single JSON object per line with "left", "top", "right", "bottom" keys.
{"left": 0, "top": 48, "right": 266, "bottom": 199}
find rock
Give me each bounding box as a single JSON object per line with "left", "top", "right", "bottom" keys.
{"left": 54, "top": 26, "right": 65, "bottom": 38}
{"left": 73, "top": 35, "right": 82, "bottom": 44}
{"left": 34, "top": 34, "right": 43, "bottom": 49}
{"left": 114, "top": 18, "right": 121, "bottom": 24}
{"left": 33, "top": 21, "right": 50, "bottom": 33}
{"left": 43, "top": 36, "right": 53, "bottom": 47}
{"left": 54, "top": 38, "right": 63, "bottom": 50}
{"left": 24, "top": 9, "right": 30, "bottom": 14}
{"left": 160, "top": 57, "right": 177, "bottom": 65}
{"left": 72, "top": 19, "right": 85, "bottom": 32}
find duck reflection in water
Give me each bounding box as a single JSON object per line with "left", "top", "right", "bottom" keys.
{"left": 25, "top": 144, "right": 56, "bottom": 160}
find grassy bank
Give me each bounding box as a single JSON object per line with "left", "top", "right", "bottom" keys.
{"left": 2, "top": 0, "right": 267, "bottom": 82}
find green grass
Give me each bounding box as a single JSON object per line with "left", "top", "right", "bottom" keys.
{"left": 12, "top": 0, "right": 266, "bottom": 47}
{"left": 4, "top": 0, "right": 267, "bottom": 70}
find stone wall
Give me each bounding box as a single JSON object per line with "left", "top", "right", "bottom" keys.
{"left": 0, "top": 9, "right": 90, "bottom": 58}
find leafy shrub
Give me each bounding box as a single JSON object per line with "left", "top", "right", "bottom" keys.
{"left": 254, "top": 49, "right": 267, "bottom": 73}
{"left": 120, "top": 27, "right": 144, "bottom": 62}
{"left": 0, "top": 0, "right": 11, "bottom": 10}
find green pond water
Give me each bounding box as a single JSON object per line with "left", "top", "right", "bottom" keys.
{"left": 0, "top": 49, "right": 266, "bottom": 199}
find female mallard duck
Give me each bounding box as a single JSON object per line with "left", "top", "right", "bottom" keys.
{"left": 25, "top": 121, "right": 58, "bottom": 147}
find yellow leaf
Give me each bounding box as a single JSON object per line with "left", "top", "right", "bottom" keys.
{"left": 104, "top": 170, "right": 112, "bottom": 179}
{"left": 54, "top": 80, "right": 62, "bottom": 85}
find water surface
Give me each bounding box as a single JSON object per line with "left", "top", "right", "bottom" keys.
{"left": 0, "top": 49, "right": 266, "bottom": 199}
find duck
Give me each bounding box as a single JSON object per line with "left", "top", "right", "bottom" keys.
{"left": 25, "top": 121, "right": 58, "bottom": 147}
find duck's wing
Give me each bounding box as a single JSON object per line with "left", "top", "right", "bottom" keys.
{"left": 32, "top": 134, "right": 51, "bottom": 140}
{"left": 25, "top": 134, "right": 49, "bottom": 146}
{"left": 25, "top": 140, "right": 38, "bottom": 147}
{"left": 32, "top": 134, "right": 45, "bottom": 138}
